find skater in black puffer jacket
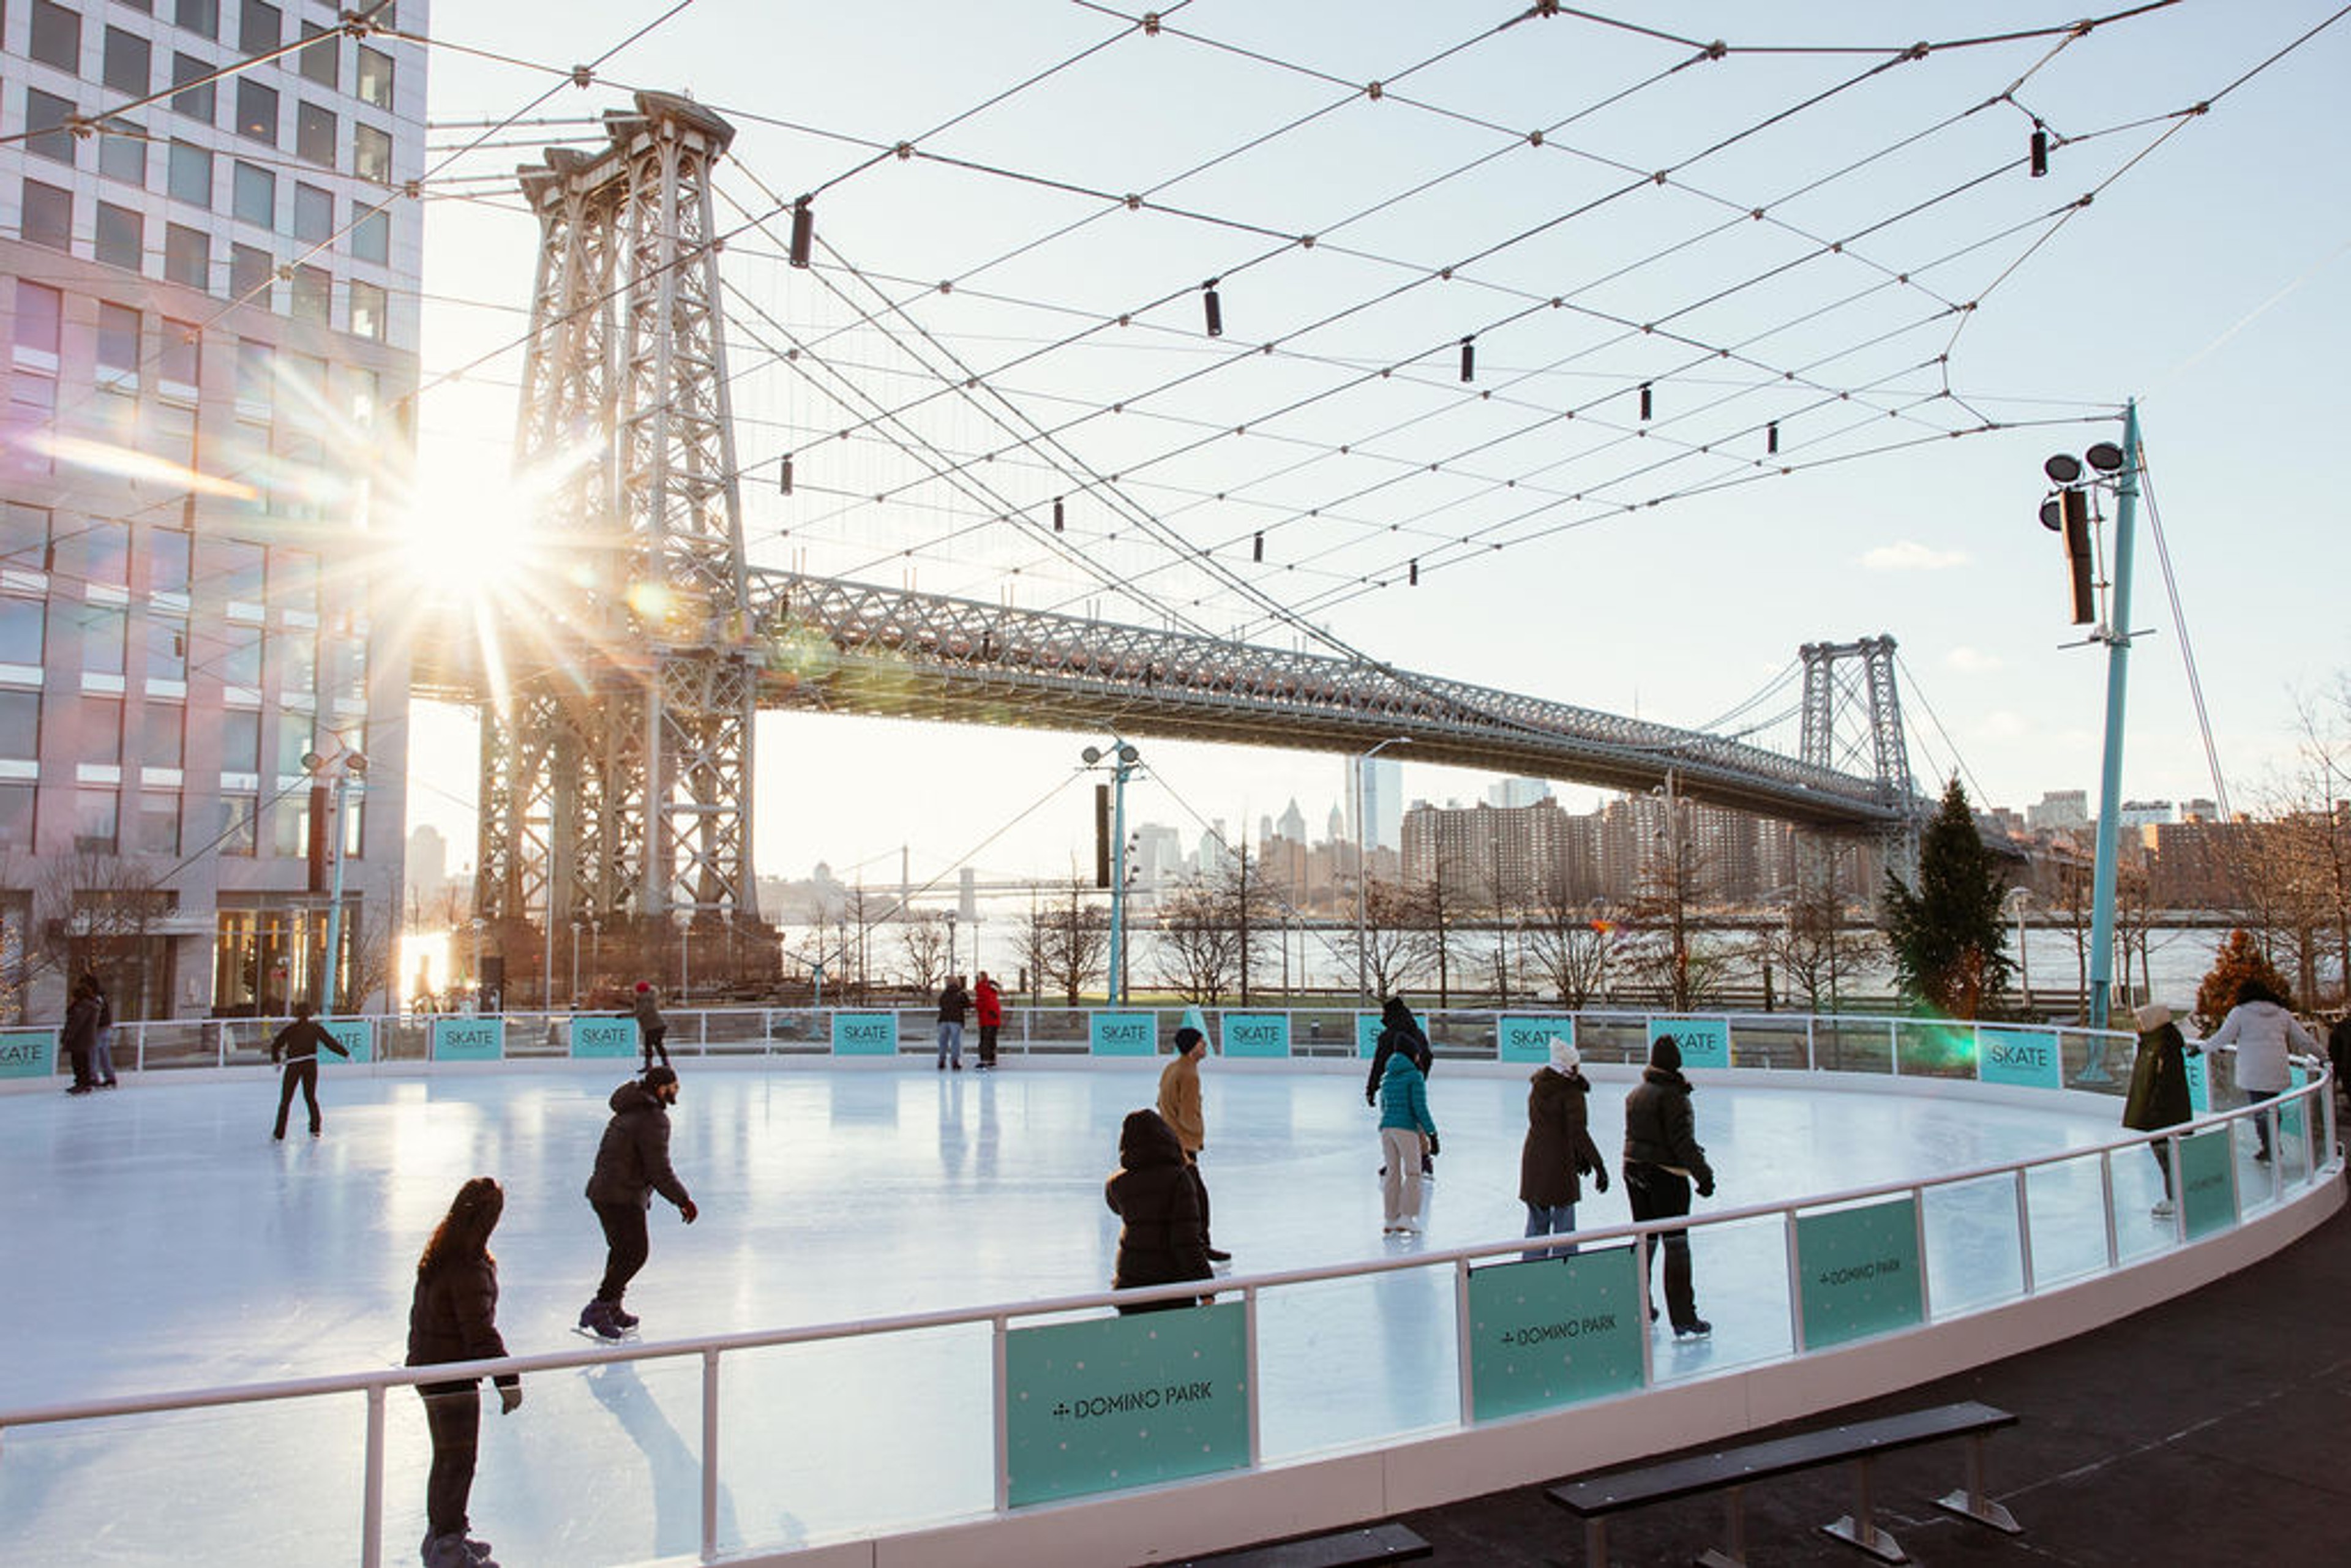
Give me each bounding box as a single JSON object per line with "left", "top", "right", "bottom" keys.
{"left": 1622, "top": 1035, "right": 1717, "bottom": 1339}
{"left": 579, "top": 1067, "right": 698, "bottom": 1340}
{"left": 1105, "top": 1109, "right": 1213, "bottom": 1314}
{"left": 406, "top": 1177, "right": 521, "bottom": 1568}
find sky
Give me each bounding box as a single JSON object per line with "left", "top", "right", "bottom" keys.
{"left": 392, "top": 1, "right": 2351, "bottom": 895}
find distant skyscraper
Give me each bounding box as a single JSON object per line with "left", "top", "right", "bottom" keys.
{"left": 1488, "top": 778, "right": 1553, "bottom": 808}
{"left": 1347, "top": 755, "right": 1403, "bottom": 851}
{"left": 1275, "top": 798, "right": 1307, "bottom": 845}
{"left": 1326, "top": 803, "right": 1346, "bottom": 844}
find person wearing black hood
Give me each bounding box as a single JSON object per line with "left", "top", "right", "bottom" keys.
{"left": 1104, "top": 1108, "right": 1213, "bottom": 1314}
{"left": 579, "top": 1066, "right": 699, "bottom": 1340}
{"left": 1622, "top": 1033, "right": 1715, "bottom": 1338}
{"left": 1367, "top": 996, "right": 1437, "bottom": 1180}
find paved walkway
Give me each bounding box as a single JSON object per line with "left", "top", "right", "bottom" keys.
{"left": 1374, "top": 1196, "right": 2351, "bottom": 1566}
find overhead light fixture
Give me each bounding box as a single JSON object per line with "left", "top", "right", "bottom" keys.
{"left": 2085, "top": 441, "right": 2125, "bottom": 474}
{"left": 2043, "top": 452, "right": 2083, "bottom": 486}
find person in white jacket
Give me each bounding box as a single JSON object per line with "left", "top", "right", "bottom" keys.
{"left": 2204, "top": 981, "right": 2317, "bottom": 1163}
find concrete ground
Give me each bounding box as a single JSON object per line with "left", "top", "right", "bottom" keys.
{"left": 1375, "top": 1195, "right": 2351, "bottom": 1566}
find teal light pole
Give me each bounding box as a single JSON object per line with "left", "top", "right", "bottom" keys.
{"left": 2084, "top": 402, "right": 2144, "bottom": 1040}
{"left": 302, "top": 748, "right": 367, "bottom": 1017}
{"left": 1084, "top": 741, "right": 1141, "bottom": 1005}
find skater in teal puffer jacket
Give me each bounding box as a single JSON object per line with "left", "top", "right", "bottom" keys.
{"left": 1378, "top": 1052, "right": 1438, "bottom": 1235}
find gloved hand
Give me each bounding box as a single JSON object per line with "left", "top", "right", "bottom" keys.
{"left": 1425, "top": 1133, "right": 1441, "bottom": 1157}
{"left": 1594, "top": 1166, "right": 1610, "bottom": 1195}
{"left": 678, "top": 1197, "right": 700, "bottom": 1225}
{"left": 1365, "top": 1090, "right": 1377, "bottom": 1107}
{"left": 1695, "top": 1176, "right": 1715, "bottom": 1199}
{"left": 498, "top": 1384, "right": 523, "bottom": 1414}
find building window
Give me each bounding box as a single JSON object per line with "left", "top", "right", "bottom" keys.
{"left": 75, "top": 790, "right": 121, "bottom": 854}
{"left": 297, "top": 20, "right": 337, "bottom": 86}
{"left": 231, "top": 160, "right": 274, "bottom": 226}
{"left": 1, "top": 504, "right": 51, "bottom": 574}
{"left": 217, "top": 793, "right": 256, "bottom": 855}
{"left": 220, "top": 707, "right": 260, "bottom": 771}
{"left": 159, "top": 321, "right": 200, "bottom": 389}
{"left": 272, "top": 794, "right": 308, "bottom": 857}
{"left": 274, "top": 715, "right": 311, "bottom": 778}
{"left": 98, "top": 304, "right": 141, "bottom": 386}
{"left": 217, "top": 538, "right": 264, "bottom": 609}
{"left": 229, "top": 242, "right": 272, "bottom": 304}
{"left": 30, "top": 2, "right": 83, "bottom": 72}
{"left": 0, "top": 692, "right": 39, "bottom": 760}
{"left": 103, "top": 26, "right": 152, "bottom": 96}
{"left": 356, "top": 45, "right": 392, "bottom": 108}
{"left": 348, "top": 280, "right": 386, "bottom": 342}
{"left": 236, "top": 77, "right": 277, "bottom": 144}
{"left": 99, "top": 121, "right": 148, "bottom": 186}
{"left": 168, "top": 140, "right": 212, "bottom": 206}
{"left": 15, "top": 283, "right": 64, "bottom": 359}
{"left": 146, "top": 399, "right": 196, "bottom": 472}
{"left": 239, "top": 0, "right": 280, "bottom": 55}
{"left": 149, "top": 526, "right": 192, "bottom": 595}
{"left": 143, "top": 699, "right": 184, "bottom": 766}
{"left": 137, "top": 792, "right": 181, "bottom": 855}
{"left": 82, "top": 697, "right": 125, "bottom": 767}
{"left": 0, "top": 596, "right": 46, "bottom": 663}
{"left": 21, "top": 180, "right": 73, "bottom": 251}
{"left": 173, "top": 52, "right": 217, "bottom": 122}
{"left": 281, "top": 632, "right": 316, "bottom": 699}
{"left": 165, "top": 223, "right": 210, "bottom": 290}
{"left": 3, "top": 375, "right": 58, "bottom": 479}
{"left": 222, "top": 622, "right": 261, "bottom": 687}
{"left": 0, "top": 785, "right": 36, "bottom": 852}
{"left": 290, "top": 266, "right": 330, "bottom": 325}
{"left": 96, "top": 203, "right": 144, "bottom": 271}
{"left": 295, "top": 100, "right": 335, "bottom": 167}
{"left": 353, "top": 122, "right": 391, "bottom": 183}
{"left": 176, "top": 0, "right": 219, "bottom": 40}
{"left": 24, "top": 90, "right": 78, "bottom": 167}
{"left": 235, "top": 339, "right": 273, "bottom": 411}
{"left": 81, "top": 607, "right": 129, "bottom": 678}
{"left": 271, "top": 547, "right": 317, "bottom": 617}
{"left": 291, "top": 181, "right": 332, "bottom": 244}
{"left": 351, "top": 206, "right": 389, "bottom": 266}
{"left": 146, "top": 617, "right": 188, "bottom": 681}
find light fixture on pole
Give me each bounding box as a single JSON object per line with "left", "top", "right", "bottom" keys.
{"left": 2032, "top": 409, "right": 2141, "bottom": 1045}
{"left": 299, "top": 747, "right": 367, "bottom": 1017}
{"left": 570, "top": 921, "right": 583, "bottom": 1006}
{"left": 1082, "top": 741, "right": 1142, "bottom": 1005}
{"left": 469, "top": 917, "right": 487, "bottom": 1011}
{"left": 1353, "top": 738, "right": 1410, "bottom": 1005}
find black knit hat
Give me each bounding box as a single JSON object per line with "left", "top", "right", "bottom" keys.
{"left": 643, "top": 1065, "right": 679, "bottom": 1090}
{"left": 1648, "top": 1034, "right": 1682, "bottom": 1072}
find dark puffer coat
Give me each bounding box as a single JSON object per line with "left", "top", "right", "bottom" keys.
{"left": 2121, "top": 1022, "right": 2194, "bottom": 1132}
{"left": 585, "top": 1080, "right": 692, "bottom": 1210}
{"left": 1104, "top": 1109, "right": 1211, "bottom": 1298}
{"left": 1622, "top": 1066, "right": 1714, "bottom": 1188}
{"left": 1518, "top": 1066, "right": 1605, "bottom": 1208}
{"left": 405, "top": 1255, "right": 518, "bottom": 1397}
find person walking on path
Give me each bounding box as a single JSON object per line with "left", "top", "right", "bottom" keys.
{"left": 1377, "top": 1045, "right": 1438, "bottom": 1235}
{"left": 579, "top": 1066, "right": 698, "bottom": 1340}
{"left": 60, "top": 975, "right": 100, "bottom": 1094}
{"left": 2123, "top": 1002, "right": 2198, "bottom": 1216}
{"left": 406, "top": 1176, "right": 522, "bottom": 1568}
{"left": 271, "top": 999, "right": 352, "bottom": 1140}
{"left": 631, "top": 981, "right": 669, "bottom": 1071}
{"left": 935, "top": 973, "right": 969, "bottom": 1071}
{"left": 2204, "top": 980, "right": 2317, "bottom": 1163}
{"left": 972, "top": 971, "right": 1003, "bottom": 1070}
{"left": 84, "top": 972, "right": 118, "bottom": 1089}
{"left": 1622, "top": 1034, "right": 1715, "bottom": 1338}
{"left": 1520, "top": 1036, "right": 1608, "bottom": 1259}
{"left": 1104, "top": 1108, "right": 1215, "bottom": 1315}
{"left": 1157, "top": 1025, "right": 1230, "bottom": 1262}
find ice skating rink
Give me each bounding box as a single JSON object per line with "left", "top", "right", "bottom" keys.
{"left": 0, "top": 1059, "right": 2235, "bottom": 1566}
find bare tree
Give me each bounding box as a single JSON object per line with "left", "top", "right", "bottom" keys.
{"left": 1757, "top": 880, "right": 1880, "bottom": 1014}
{"left": 1310, "top": 876, "right": 1422, "bottom": 1002}
{"left": 1208, "top": 844, "right": 1278, "bottom": 1005}
{"left": 1524, "top": 883, "right": 1614, "bottom": 1007}
{"left": 898, "top": 911, "right": 953, "bottom": 992}
{"left": 39, "top": 852, "right": 173, "bottom": 1018}
{"left": 1406, "top": 849, "right": 1466, "bottom": 1008}
{"left": 1024, "top": 878, "right": 1109, "bottom": 1006}
{"left": 1154, "top": 875, "right": 1242, "bottom": 1004}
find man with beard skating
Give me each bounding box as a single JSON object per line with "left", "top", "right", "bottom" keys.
{"left": 578, "top": 1066, "right": 698, "bottom": 1340}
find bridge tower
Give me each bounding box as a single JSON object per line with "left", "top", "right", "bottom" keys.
{"left": 1799, "top": 636, "right": 1913, "bottom": 812}
{"left": 476, "top": 91, "right": 759, "bottom": 943}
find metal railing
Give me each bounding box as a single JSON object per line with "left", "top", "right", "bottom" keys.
{"left": 1, "top": 1046, "right": 2335, "bottom": 1566}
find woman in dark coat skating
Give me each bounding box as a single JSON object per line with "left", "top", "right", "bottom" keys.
{"left": 1520, "top": 1035, "right": 1608, "bottom": 1259}
{"left": 1104, "top": 1108, "right": 1213, "bottom": 1314}
{"left": 406, "top": 1177, "right": 523, "bottom": 1568}
{"left": 2122, "top": 1002, "right": 2197, "bottom": 1218}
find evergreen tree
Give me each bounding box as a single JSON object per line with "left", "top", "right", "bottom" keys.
{"left": 1881, "top": 777, "right": 2013, "bottom": 1018}
{"left": 2192, "top": 928, "right": 2295, "bottom": 1032}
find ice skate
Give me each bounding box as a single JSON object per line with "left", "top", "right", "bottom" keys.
{"left": 422, "top": 1531, "right": 496, "bottom": 1568}
{"left": 574, "top": 1300, "right": 634, "bottom": 1342}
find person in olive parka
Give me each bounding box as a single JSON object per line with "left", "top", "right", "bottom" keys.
{"left": 578, "top": 1065, "right": 699, "bottom": 1340}
{"left": 406, "top": 1176, "right": 522, "bottom": 1568}
{"left": 1622, "top": 1033, "right": 1716, "bottom": 1338}
{"left": 1104, "top": 1108, "right": 1213, "bottom": 1315}
{"left": 1520, "top": 1035, "right": 1608, "bottom": 1259}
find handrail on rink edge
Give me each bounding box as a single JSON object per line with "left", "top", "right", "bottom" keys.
{"left": 0, "top": 1048, "right": 2338, "bottom": 1567}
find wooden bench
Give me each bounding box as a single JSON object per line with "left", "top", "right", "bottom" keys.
{"left": 1546, "top": 1400, "right": 2020, "bottom": 1565}
{"left": 1172, "top": 1520, "right": 1431, "bottom": 1568}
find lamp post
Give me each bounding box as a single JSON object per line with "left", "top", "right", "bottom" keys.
{"left": 1352, "top": 737, "right": 1409, "bottom": 1004}
{"left": 1651, "top": 770, "right": 1690, "bottom": 1012}
{"left": 1082, "top": 741, "right": 1142, "bottom": 1005}
{"left": 2035, "top": 410, "right": 2140, "bottom": 1046}
{"left": 570, "top": 921, "right": 582, "bottom": 1005}
{"left": 469, "top": 917, "right": 486, "bottom": 1011}
{"left": 301, "top": 748, "right": 367, "bottom": 1017}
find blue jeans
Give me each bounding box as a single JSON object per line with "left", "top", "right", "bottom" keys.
{"left": 1523, "top": 1202, "right": 1578, "bottom": 1261}
{"left": 936, "top": 1021, "right": 963, "bottom": 1067}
